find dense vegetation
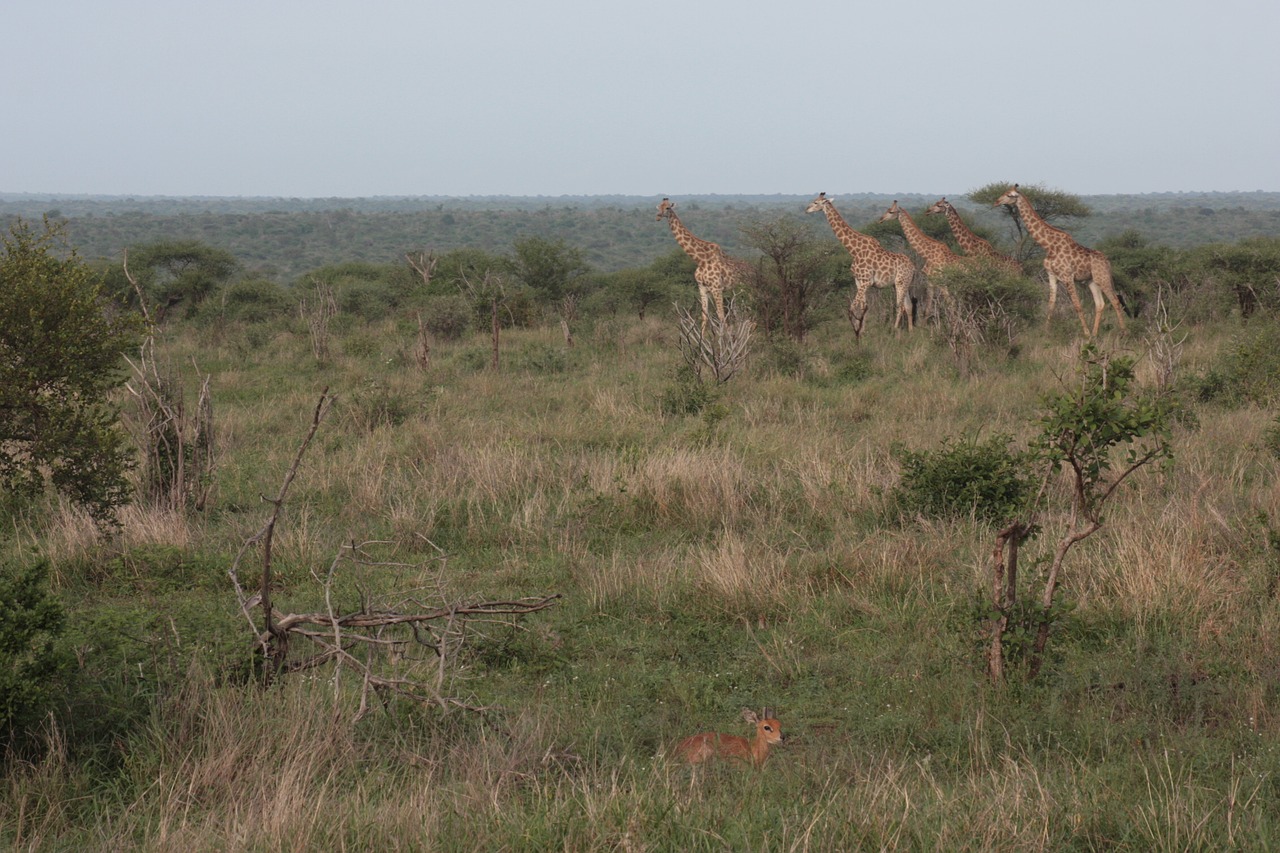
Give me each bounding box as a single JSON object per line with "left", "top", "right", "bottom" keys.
{"left": 4, "top": 192, "right": 1280, "bottom": 849}
{"left": 5, "top": 191, "right": 1280, "bottom": 278}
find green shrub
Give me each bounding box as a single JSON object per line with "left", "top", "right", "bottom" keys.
{"left": 892, "top": 433, "right": 1034, "bottom": 524}
{"left": 341, "top": 330, "right": 380, "bottom": 359}
{"left": 419, "top": 294, "right": 473, "bottom": 341}
{"left": 512, "top": 342, "right": 568, "bottom": 374}
{"left": 337, "top": 278, "right": 397, "bottom": 321}
{"left": 1, "top": 560, "right": 71, "bottom": 748}
{"left": 760, "top": 335, "right": 806, "bottom": 378}
{"left": 1192, "top": 323, "right": 1280, "bottom": 406}
{"left": 212, "top": 278, "right": 290, "bottom": 322}
{"left": 934, "top": 260, "right": 1041, "bottom": 338}
{"left": 659, "top": 364, "right": 718, "bottom": 416}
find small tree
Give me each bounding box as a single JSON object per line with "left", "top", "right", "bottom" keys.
{"left": 989, "top": 344, "right": 1172, "bottom": 681}
{"left": 893, "top": 343, "right": 1173, "bottom": 683}
{"left": 741, "top": 216, "right": 833, "bottom": 341}
{"left": 0, "top": 220, "right": 143, "bottom": 526}
{"left": 507, "top": 236, "right": 590, "bottom": 304}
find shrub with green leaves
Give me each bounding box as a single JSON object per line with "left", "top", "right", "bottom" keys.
{"left": 1192, "top": 323, "right": 1280, "bottom": 407}
{"left": 892, "top": 433, "right": 1034, "bottom": 525}
{"left": 417, "top": 294, "right": 472, "bottom": 341}
{"left": 0, "top": 219, "right": 143, "bottom": 525}
{"left": 659, "top": 364, "right": 718, "bottom": 416}
{"left": 1, "top": 560, "right": 70, "bottom": 747}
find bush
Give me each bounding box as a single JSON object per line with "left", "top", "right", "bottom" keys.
{"left": 1192, "top": 323, "right": 1280, "bottom": 407}
{"left": 1, "top": 560, "right": 70, "bottom": 749}
{"left": 419, "top": 294, "right": 473, "bottom": 341}
{"left": 659, "top": 364, "right": 719, "bottom": 416}
{"left": 512, "top": 342, "right": 568, "bottom": 374}
{"left": 892, "top": 433, "right": 1034, "bottom": 525}
{"left": 213, "top": 278, "right": 290, "bottom": 322}
{"left": 0, "top": 219, "right": 143, "bottom": 525}
{"left": 932, "top": 261, "right": 1040, "bottom": 369}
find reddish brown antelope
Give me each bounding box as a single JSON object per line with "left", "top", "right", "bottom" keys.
{"left": 674, "top": 708, "right": 783, "bottom": 768}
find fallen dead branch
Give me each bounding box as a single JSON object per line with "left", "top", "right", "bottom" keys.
{"left": 228, "top": 388, "right": 561, "bottom": 719}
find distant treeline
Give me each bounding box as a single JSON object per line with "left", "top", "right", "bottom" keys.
{"left": 3, "top": 192, "right": 1280, "bottom": 280}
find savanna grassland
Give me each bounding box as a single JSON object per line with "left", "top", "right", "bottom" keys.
{"left": 6, "top": 288, "right": 1280, "bottom": 850}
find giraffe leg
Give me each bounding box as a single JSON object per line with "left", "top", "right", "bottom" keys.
{"left": 1092, "top": 257, "right": 1127, "bottom": 332}
{"left": 1052, "top": 272, "right": 1090, "bottom": 335}
{"left": 849, "top": 283, "right": 869, "bottom": 341}
{"left": 711, "top": 283, "right": 727, "bottom": 330}
{"left": 1087, "top": 282, "right": 1106, "bottom": 337}
{"left": 697, "top": 283, "right": 710, "bottom": 337}
{"left": 896, "top": 272, "right": 914, "bottom": 333}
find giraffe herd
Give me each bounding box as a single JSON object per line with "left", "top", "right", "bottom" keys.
{"left": 657, "top": 187, "right": 1127, "bottom": 339}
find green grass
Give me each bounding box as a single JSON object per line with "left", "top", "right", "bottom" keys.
{"left": 5, "top": 303, "right": 1280, "bottom": 850}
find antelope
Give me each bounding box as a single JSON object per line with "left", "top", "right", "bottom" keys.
{"left": 674, "top": 708, "right": 783, "bottom": 768}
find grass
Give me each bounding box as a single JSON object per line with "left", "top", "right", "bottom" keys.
{"left": 5, "top": 301, "right": 1280, "bottom": 850}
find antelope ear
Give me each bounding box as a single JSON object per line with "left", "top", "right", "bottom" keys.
{"left": 741, "top": 708, "right": 759, "bottom": 723}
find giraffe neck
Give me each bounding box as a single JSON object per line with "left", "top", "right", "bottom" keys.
{"left": 666, "top": 211, "right": 717, "bottom": 262}
{"left": 821, "top": 203, "right": 880, "bottom": 257}
{"left": 896, "top": 207, "right": 945, "bottom": 260}
{"left": 943, "top": 204, "right": 990, "bottom": 255}
{"left": 1014, "top": 194, "right": 1069, "bottom": 252}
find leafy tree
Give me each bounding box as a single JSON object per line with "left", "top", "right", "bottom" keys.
{"left": 433, "top": 247, "right": 507, "bottom": 292}
{"left": 507, "top": 236, "right": 590, "bottom": 303}
{"left": 119, "top": 240, "right": 239, "bottom": 318}
{"left": 605, "top": 268, "right": 672, "bottom": 319}
{"left": 0, "top": 219, "right": 143, "bottom": 526}
{"left": 990, "top": 345, "right": 1172, "bottom": 681}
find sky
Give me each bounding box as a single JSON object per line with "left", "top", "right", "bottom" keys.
{"left": 4, "top": 0, "right": 1278, "bottom": 198}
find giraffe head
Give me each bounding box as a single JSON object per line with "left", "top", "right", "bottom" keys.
{"left": 877, "top": 200, "right": 903, "bottom": 223}
{"left": 924, "top": 198, "right": 953, "bottom": 217}
{"left": 656, "top": 197, "right": 676, "bottom": 221}
{"left": 805, "top": 192, "right": 834, "bottom": 214}
{"left": 993, "top": 185, "right": 1021, "bottom": 208}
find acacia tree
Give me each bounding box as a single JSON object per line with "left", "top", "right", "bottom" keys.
{"left": 0, "top": 220, "right": 144, "bottom": 526}
{"left": 108, "top": 240, "right": 238, "bottom": 319}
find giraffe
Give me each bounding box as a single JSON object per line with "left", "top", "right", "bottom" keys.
{"left": 878, "top": 200, "right": 964, "bottom": 319}
{"left": 656, "top": 197, "right": 745, "bottom": 334}
{"left": 994, "top": 185, "right": 1126, "bottom": 336}
{"left": 807, "top": 192, "right": 916, "bottom": 340}
{"left": 924, "top": 198, "right": 1021, "bottom": 274}
{"left": 878, "top": 200, "right": 964, "bottom": 276}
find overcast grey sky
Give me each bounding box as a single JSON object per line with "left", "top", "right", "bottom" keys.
{"left": 4, "top": 0, "right": 1278, "bottom": 198}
